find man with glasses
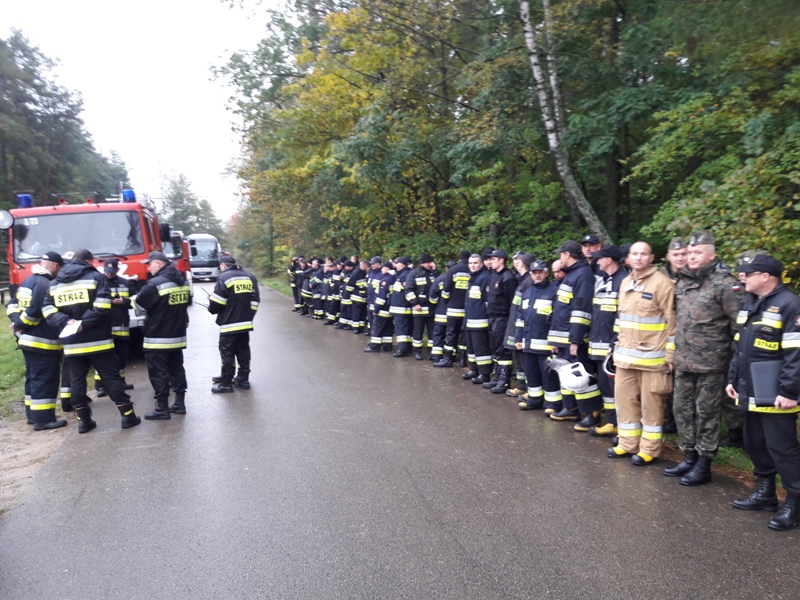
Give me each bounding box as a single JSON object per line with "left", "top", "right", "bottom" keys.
{"left": 728, "top": 254, "right": 800, "bottom": 531}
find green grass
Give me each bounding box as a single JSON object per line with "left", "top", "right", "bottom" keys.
{"left": 261, "top": 277, "right": 293, "bottom": 298}
{"left": 0, "top": 331, "right": 26, "bottom": 419}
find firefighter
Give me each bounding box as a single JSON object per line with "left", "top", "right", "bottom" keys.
{"left": 515, "top": 260, "right": 562, "bottom": 411}
{"left": 364, "top": 261, "right": 395, "bottom": 353}
{"left": 337, "top": 260, "right": 356, "bottom": 329}
{"left": 134, "top": 251, "right": 191, "bottom": 417}
{"left": 728, "top": 254, "right": 800, "bottom": 530}
{"left": 208, "top": 255, "right": 260, "bottom": 393}
{"left": 463, "top": 254, "right": 493, "bottom": 384}
{"left": 433, "top": 251, "right": 472, "bottom": 368}
{"left": 347, "top": 259, "right": 369, "bottom": 334}
{"left": 505, "top": 253, "right": 534, "bottom": 399}
{"left": 607, "top": 241, "right": 676, "bottom": 465}
{"left": 43, "top": 249, "right": 140, "bottom": 433}
{"left": 428, "top": 260, "right": 454, "bottom": 362}
{"left": 364, "top": 256, "right": 383, "bottom": 334}
{"left": 389, "top": 257, "right": 414, "bottom": 357}
{"left": 7, "top": 251, "right": 68, "bottom": 431}
{"left": 547, "top": 241, "right": 601, "bottom": 422}
{"left": 94, "top": 258, "right": 134, "bottom": 397}
{"left": 405, "top": 254, "right": 437, "bottom": 360}
{"left": 482, "top": 249, "right": 518, "bottom": 393}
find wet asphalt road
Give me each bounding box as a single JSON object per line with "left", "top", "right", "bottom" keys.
{"left": 1, "top": 286, "right": 799, "bottom": 599}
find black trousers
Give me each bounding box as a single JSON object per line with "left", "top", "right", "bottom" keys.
{"left": 370, "top": 315, "right": 394, "bottom": 349}
{"left": 145, "top": 350, "right": 188, "bottom": 401}
{"left": 488, "top": 316, "right": 511, "bottom": 366}
{"left": 744, "top": 411, "right": 800, "bottom": 494}
{"left": 431, "top": 318, "right": 447, "bottom": 358}
{"left": 96, "top": 336, "right": 130, "bottom": 390}
{"left": 522, "top": 352, "right": 561, "bottom": 406}
{"left": 412, "top": 313, "right": 435, "bottom": 351}
{"left": 23, "top": 350, "right": 61, "bottom": 425}
{"left": 443, "top": 315, "right": 465, "bottom": 354}
{"left": 66, "top": 351, "right": 129, "bottom": 409}
{"left": 219, "top": 332, "right": 251, "bottom": 383}
{"left": 292, "top": 284, "right": 301, "bottom": 308}
{"left": 351, "top": 302, "right": 367, "bottom": 329}
{"left": 393, "top": 313, "right": 413, "bottom": 350}
{"left": 466, "top": 328, "right": 492, "bottom": 375}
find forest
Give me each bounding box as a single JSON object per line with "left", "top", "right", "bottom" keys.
{"left": 219, "top": 0, "right": 800, "bottom": 278}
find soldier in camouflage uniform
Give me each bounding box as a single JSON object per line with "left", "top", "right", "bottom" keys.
{"left": 666, "top": 231, "right": 744, "bottom": 486}
{"left": 659, "top": 237, "right": 688, "bottom": 434}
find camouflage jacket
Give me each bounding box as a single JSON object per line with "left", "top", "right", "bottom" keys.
{"left": 674, "top": 259, "right": 744, "bottom": 373}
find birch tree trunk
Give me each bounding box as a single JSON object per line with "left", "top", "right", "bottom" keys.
{"left": 519, "top": 0, "right": 612, "bottom": 242}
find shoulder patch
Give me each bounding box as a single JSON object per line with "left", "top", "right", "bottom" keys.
{"left": 767, "top": 306, "right": 780, "bottom": 313}
{"left": 732, "top": 284, "right": 742, "bottom": 292}
{"left": 642, "top": 292, "right": 653, "bottom": 300}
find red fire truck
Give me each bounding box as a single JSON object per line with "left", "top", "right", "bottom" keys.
{"left": 0, "top": 190, "right": 180, "bottom": 341}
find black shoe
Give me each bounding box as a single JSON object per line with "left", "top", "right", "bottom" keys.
{"left": 631, "top": 452, "right": 657, "bottom": 466}
{"left": 212, "top": 384, "right": 234, "bottom": 394}
{"left": 459, "top": 352, "right": 468, "bottom": 368}
{"left": 414, "top": 351, "right": 424, "bottom": 361}
{"left": 769, "top": 493, "right": 800, "bottom": 531}
{"left": 212, "top": 375, "right": 225, "bottom": 383}
{"left": 549, "top": 408, "right": 580, "bottom": 421}
{"left": 663, "top": 450, "right": 698, "bottom": 477}
{"left": 352, "top": 328, "right": 362, "bottom": 334}
{"left": 732, "top": 477, "right": 779, "bottom": 512}
{"left": 334, "top": 324, "right": 344, "bottom": 329}
{"left": 573, "top": 412, "right": 601, "bottom": 432}
{"left": 434, "top": 357, "right": 454, "bottom": 368}
{"left": 680, "top": 455, "right": 712, "bottom": 486}
{"left": 519, "top": 398, "right": 544, "bottom": 410}
{"left": 461, "top": 370, "right": 477, "bottom": 380}
{"left": 482, "top": 376, "right": 500, "bottom": 389}
{"left": 144, "top": 407, "right": 171, "bottom": 420}
{"left": 472, "top": 374, "right": 490, "bottom": 385}
{"left": 121, "top": 414, "right": 141, "bottom": 429}
{"left": 169, "top": 403, "right": 187, "bottom": 415}
{"left": 123, "top": 383, "right": 134, "bottom": 391}
{"left": 96, "top": 387, "right": 107, "bottom": 398}
{"left": 234, "top": 381, "right": 251, "bottom": 390}
{"left": 33, "top": 419, "right": 68, "bottom": 431}
{"left": 78, "top": 419, "right": 97, "bottom": 434}
{"left": 324, "top": 321, "right": 334, "bottom": 326}
{"left": 363, "top": 345, "right": 381, "bottom": 353}
{"left": 393, "top": 351, "right": 411, "bottom": 358}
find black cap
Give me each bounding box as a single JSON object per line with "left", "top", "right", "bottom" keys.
{"left": 581, "top": 233, "right": 601, "bottom": 245}
{"left": 370, "top": 255, "right": 382, "bottom": 264}
{"left": 735, "top": 254, "right": 784, "bottom": 277}
{"left": 220, "top": 255, "right": 237, "bottom": 266}
{"left": 619, "top": 243, "right": 632, "bottom": 259}
{"left": 445, "top": 260, "right": 457, "bottom": 269}
{"left": 557, "top": 240, "right": 582, "bottom": 256}
{"left": 395, "top": 256, "right": 411, "bottom": 265}
{"left": 72, "top": 248, "right": 94, "bottom": 264}
{"left": 104, "top": 258, "right": 120, "bottom": 273}
{"left": 141, "top": 251, "right": 170, "bottom": 264}
{"left": 459, "top": 250, "right": 471, "bottom": 262}
{"left": 591, "top": 245, "right": 622, "bottom": 261}
{"left": 520, "top": 253, "right": 535, "bottom": 269}
{"left": 419, "top": 254, "right": 434, "bottom": 264}
{"left": 41, "top": 251, "right": 64, "bottom": 266}
{"left": 344, "top": 260, "right": 355, "bottom": 268}
{"left": 490, "top": 249, "right": 509, "bottom": 260}
{"left": 512, "top": 250, "right": 525, "bottom": 259}
{"left": 530, "top": 259, "right": 548, "bottom": 271}
{"left": 382, "top": 261, "right": 393, "bottom": 269}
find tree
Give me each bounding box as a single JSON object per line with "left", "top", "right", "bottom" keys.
{"left": 160, "top": 174, "right": 225, "bottom": 240}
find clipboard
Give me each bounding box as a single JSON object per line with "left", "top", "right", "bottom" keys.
{"left": 749, "top": 360, "right": 783, "bottom": 407}
{"left": 59, "top": 320, "right": 82, "bottom": 338}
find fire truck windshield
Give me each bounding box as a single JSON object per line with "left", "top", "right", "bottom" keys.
{"left": 12, "top": 211, "right": 144, "bottom": 261}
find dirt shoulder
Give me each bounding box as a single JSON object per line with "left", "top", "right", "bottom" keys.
{"left": 0, "top": 415, "right": 69, "bottom": 517}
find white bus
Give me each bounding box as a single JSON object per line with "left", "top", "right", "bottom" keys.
{"left": 188, "top": 233, "right": 222, "bottom": 281}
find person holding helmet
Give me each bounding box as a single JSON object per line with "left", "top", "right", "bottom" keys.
{"left": 607, "top": 241, "right": 676, "bottom": 465}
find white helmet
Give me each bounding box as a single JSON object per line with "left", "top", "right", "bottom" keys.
{"left": 603, "top": 352, "right": 616, "bottom": 379}
{"left": 545, "top": 357, "right": 591, "bottom": 393}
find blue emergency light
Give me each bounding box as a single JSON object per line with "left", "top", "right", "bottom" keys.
{"left": 16, "top": 194, "right": 33, "bottom": 208}
{"left": 122, "top": 188, "right": 136, "bottom": 202}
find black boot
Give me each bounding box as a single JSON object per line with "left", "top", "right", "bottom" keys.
{"left": 414, "top": 350, "right": 424, "bottom": 361}
{"left": 461, "top": 369, "right": 477, "bottom": 380}
{"left": 118, "top": 403, "right": 141, "bottom": 429}
{"left": 75, "top": 406, "right": 96, "bottom": 434}
{"left": 212, "top": 382, "right": 235, "bottom": 393}
{"left": 145, "top": 399, "right": 171, "bottom": 420}
{"left": 481, "top": 367, "right": 501, "bottom": 389}
{"left": 680, "top": 454, "right": 713, "bottom": 486}
{"left": 433, "top": 351, "right": 453, "bottom": 368}
{"left": 769, "top": 492, "right": 800, "bottom": 531}
{"left": 363, "top": 344, "right": 382, "bottom": 353}
{"left": 490, "top": 367, "right": 511, "bottom": 394}
{"left": 472, "top": 373, "right": 491, "bottom": 385}
{"left": 663, "top": 449, "right": 699, "bottom": 478}
{"left": 382, "top": 343, "right": 394, "bottom": 352}
{"left": 719, "top": 427, "right": 744, "bottom": 448}
{"left": 732, "top": 476, "right": 779, "bottom": 511}
{"left": 169, "top": 393, "right": 186, "bottom": 415}
{"left": 459, "top": 350, "right": 468, "bottom": 368}
{"left": 234, "top": 379, "right": 250, "bottom": 390}
{"left": 32, "top": 417, "right": 68, "bottom": 431}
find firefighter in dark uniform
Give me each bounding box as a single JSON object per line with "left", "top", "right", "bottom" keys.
{"left": 365, "top": 256, "right": 383, "bottom": 334}
{"left": 7, "top": 251, "right": 68, "bottom": 430}
{"left": 94, "top": 258, "right": 134, "bottom": 397}
{"left": 463, "top": 254, "right": 493, "bottom": 384}
{"left": 505, "top": 253, "right": 534, "bottom": 399}
{"left": 728, "top": 254, "right": 800, "bottom": 530}
{"left": 428, "top": 261, "right": 454, "bottom": 362}
{"left": 322, "top": 259, "right": 335, "bottom": 324}
{"left": 299, "top": 257, "right": 314, "bottom": 316}
{"left": 347, "top": 260, "right": 369, "bottom": 333}
{"left": 43, "top": 248, "right": 140, "bottom": 433}
{"left": 133, "top": 251, "right": 190, "bottom": 417}
{"left": 547, "top": 240, "right": 602, "bottom": 422}
{"left": 483, "top": 249, "right": 518, "bottom": 393}
{"left": 406, "top": 254, "right": 437, "bottom": 360}
{"left": 515, "top": 260, "right": 562, "bottom": 411}
{"left": 585, "top": 245, "right": 627, "bottom": 435}
{"left": 365, "top": 261, "right": 395, "bottom": 353}
{"left": 433, "top": 250, "right": 472, "bottom": 368}
{"left": 289, "top": 256, "right": 303, "bottom": 311}
{"left": 208, "top": 255, "right": 260, "bottom": 393}
{"left": 337, "top": 260, "right": 356, "bottom": 329}
{"left": 390, "top": 256, "right": 414, "bottom": 357}
{"left": 310, "top": 258, "right": 324, "bottom": 319}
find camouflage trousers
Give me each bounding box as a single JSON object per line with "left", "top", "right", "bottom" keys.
{"left": 674, "top": 370, "right": 729, "bottom": 458}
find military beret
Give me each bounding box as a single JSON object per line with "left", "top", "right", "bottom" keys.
{"left": 689, "top": 230, "right": 715, "bottom": 246}
{"left": 668, "top": 237, "right": 686, "bottom": 251}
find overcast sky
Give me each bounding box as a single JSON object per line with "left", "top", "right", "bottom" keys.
{"left": 2, "top": 0, "right": 280, "bottom": 221}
